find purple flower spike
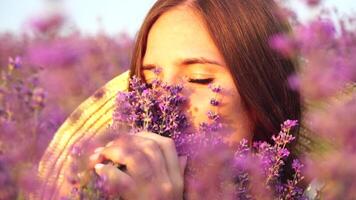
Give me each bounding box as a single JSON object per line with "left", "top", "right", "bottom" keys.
{"left": 8, "top": 56, "right": 22, "bottom": 69}
{"left": 208, "top": 84, "right": 222, "bottom": 93}
{"left": 113, "top": 76, "right": 188, "bottom": 138}
{"left": 272, "top": 131, "right": 296, "bottom": 146}
{"left": 153, "top": 67, "right": 162, "bottom": 75}
{"left": 281, "top": 119, "right": 298, "bottom": 133}
{"left": 210, "top": 98, "right": 220, "bottom": 106}
{"left": 207, "top": 110, "right": 220, "bottom": 121}
{"left": 292, "top": 159, "right": 304, "bottom": 173}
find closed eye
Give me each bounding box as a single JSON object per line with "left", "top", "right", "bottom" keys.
{"left": 188, "top": 78, "right": 214, "bottom": 85}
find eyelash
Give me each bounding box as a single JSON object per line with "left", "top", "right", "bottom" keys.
{"left": 146, "top": 78, "right": 214, "bottom": 88}
{"left": 188, "top": 78, "right": 214, "bottom": 85}
{"left": 142, "top": 68, "right": 214, "bottom": 85}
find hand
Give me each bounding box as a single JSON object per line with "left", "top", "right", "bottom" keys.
{"left": 89, "top": 132, "right": 187, "bottom": 200}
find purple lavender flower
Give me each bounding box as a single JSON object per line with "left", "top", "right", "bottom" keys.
{"left": 269, "top": 33, "right": 297, "bottom": 57}
{"left": 76, "top": 74, "right": 306, "bottom": 199}
{"left": 208, "top": 84, "right": 222, "bottom": 93}
{"left": 31, "top": 88, "right": 46, "bottom": 110}
{"left": 29, "top": 14, "right": 65, "bottom": 34}
{"left": 152, "top": 66, "right": 162, "bottom": 75}
{"left": 8, "top": 56, "right": 22, "bottom": 69}
{"left": 210, "top": 98, "right": 220, "bottom": 106}
{"left": 207, "top": 110, "right": 220, "bottom": 121}
{"left": 113, "top": 76, "right": 188, "bottom": 138}
{"left": 292, "top": 159, "right": 304, "bottom": 174}
{"left": 281, "top": 119, "right": 298, "bottom": 133}
{"left": 114, "top": 76, "right": 306, "bottom": 198}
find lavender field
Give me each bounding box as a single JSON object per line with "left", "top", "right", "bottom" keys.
{"left": 0, "top": 1, "right": 356, "bottom": 199}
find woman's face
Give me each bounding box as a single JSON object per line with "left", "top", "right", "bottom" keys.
{"left": 142, "top": 6, "right": 253, "bottom": 144}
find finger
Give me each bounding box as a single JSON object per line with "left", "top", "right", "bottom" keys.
{"left": 88, "top": 137, "right": 130, "bottom": 169}
{"left": 131, "top": 135, "right": 171, "bottom": 182}
{"left": 136, "top": 132, "right": 184, "bottom": 195}
{"left": 137, "top": 132, "right": 181, "bottom": 177}
{"left": 94, "top": 163, "right": 136, "bottom": 198}
{"left": 178, "top": 156, "right": 188, "bottom": 176}
{"left": 96, "top": 144, "right": 154, "bottom": 182}
{"left": 137, "top": 132, "right": 181, "bottom": 178}
{"left": 88, "top": 146, "right": 108, "bottom": 169}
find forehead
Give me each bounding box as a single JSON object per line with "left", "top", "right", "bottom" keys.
{"left": 144, "top": 6, "right": 225, "bottom": 65}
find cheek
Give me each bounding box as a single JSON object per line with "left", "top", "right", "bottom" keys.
{"left": 183, "top": 80, "right": 253, "bottom": 142}
{"left": 216, "top": 72, "right": 250, "bottom": 126}
{"left": 219, "top": 89, "right": 254, "bottom": 143}
{"left": 183, "top": 85, "right": 215, "bottom": 128}
{"left": 182, "top": 83, "right": 244, "bottom": 127}
{"left": 219, "top": 87, "right": 244, "bottom": 119}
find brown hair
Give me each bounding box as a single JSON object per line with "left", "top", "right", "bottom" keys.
{"left": 129, "top": 0, "right": 301, "bottom": 145}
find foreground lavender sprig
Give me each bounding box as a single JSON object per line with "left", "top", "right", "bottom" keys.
{"left": 239, "top": 120, "right": 305, "bottom": 200}
{"left": 181, "top": 119, "right": 305, "bottom": 200}
{"left": 112, "top": 76, "right": 188, "bottom": 138}
{"left": 0, "top": 56, "right": 46, "bottom": 199}
{"left": 269, "top": 1, "right": 356, "bottom": 198}
{"left": 68, "top": 75, "right": 306, "bottom": 200}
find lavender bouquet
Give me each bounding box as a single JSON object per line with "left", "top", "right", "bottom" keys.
{"left": 68, "top": 73, "right": 306, "bottom": 200}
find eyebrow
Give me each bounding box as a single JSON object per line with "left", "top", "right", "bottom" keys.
{"left": 178, "top": 57, "right": 223, "bottom": 66}
{"left": 142, "top": 57, "right": 224, "bottom": 69}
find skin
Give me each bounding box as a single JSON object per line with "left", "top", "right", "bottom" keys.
{"left": 90, "top": 6, "right": 253, "bottom": 199}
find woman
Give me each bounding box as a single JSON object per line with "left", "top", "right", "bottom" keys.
{"left": 35, "top": 0, "right": 301, "bottom": 199}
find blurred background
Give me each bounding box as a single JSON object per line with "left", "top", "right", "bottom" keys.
{"left": 0, "top": 0, "right": 354, "bottom": 175}
{"left": 0, "top": 0, "right": 355, "bottom": 199}
{"left": 0, "top": 0, "right": 355, "bottom": 168}
{"left": 0, "top": 0, "right": 355, "bottom": 36}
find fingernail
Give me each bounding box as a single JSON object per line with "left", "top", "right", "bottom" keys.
{"left": 95, "top": 163, "right": 105, "bottom": 172}
{"left": 106, "top": 141, "right": 114, "bottom": 147}
{"left": 94, "top": 147, "right": 104, "bottom": 153}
